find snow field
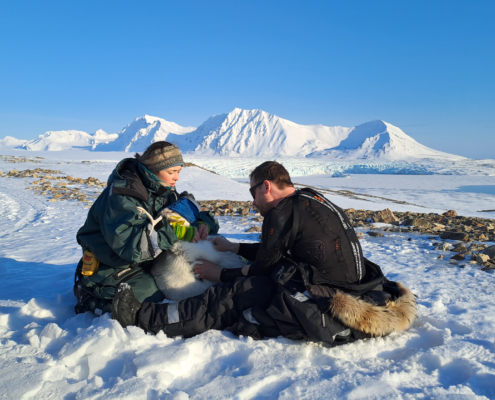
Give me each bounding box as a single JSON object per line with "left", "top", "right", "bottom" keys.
{"left": 1, "top": 224, "right": 494, "bottom": 398}
{"left": 1, "top": 154, "right": 495, "bottom": 398}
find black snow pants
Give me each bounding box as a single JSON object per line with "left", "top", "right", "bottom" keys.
{"left": 137, "top": 276, "right": 276, "bottom": 337}
{"left": 136, "top": 273, "right": 369, "bottom": 347}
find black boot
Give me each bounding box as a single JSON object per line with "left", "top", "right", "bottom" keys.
{"left": 112, "top": 283, "right": 142, "bottom": 328}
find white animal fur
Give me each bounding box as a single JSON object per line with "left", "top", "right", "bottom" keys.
{"left": 150, "top": 239, "right": 245, "bottom": 301}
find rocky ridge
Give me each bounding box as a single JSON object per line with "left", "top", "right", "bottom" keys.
{"left": 1, "top": 167, "right": 107, "bottom": 208}
{"left": 1, "top": 154, "right": 43, "bottom": 164}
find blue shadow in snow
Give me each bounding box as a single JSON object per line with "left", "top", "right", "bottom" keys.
{"left": 0, "top": 257, "right": 76, "bottom": 302}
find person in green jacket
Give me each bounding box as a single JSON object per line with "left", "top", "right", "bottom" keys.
{"left": 73, "top": 141, "right": 219, "bottom": 315}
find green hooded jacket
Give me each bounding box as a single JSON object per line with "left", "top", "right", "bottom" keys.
{"left": 75, "top": 158, "right": 219, "bottom": 304}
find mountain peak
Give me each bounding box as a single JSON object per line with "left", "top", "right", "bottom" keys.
{"left": 178, "top": 108, "right": 351, "bottom": 157}
{"left": 307, "top": 120, "right": 465, "bottom": 160}
{"left": 94, "top": 115, "right": 195, "bottom": 152}
{"left": 139, "top": 115, "right": 162, "bottom": 124}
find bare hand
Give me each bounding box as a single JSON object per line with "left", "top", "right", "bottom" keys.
{"left": 197, "top": 223, "right": 209, "bottom": 240}
{"left": 193, "top": 229, "right": 200, "bottom": 243}
{"left": 193, "top": 259, "right": 222, "bottom": 282}
{"left": 211, "top": 236, "right": 239, "bottom": 253}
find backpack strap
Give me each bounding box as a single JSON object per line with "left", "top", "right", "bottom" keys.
{"left": 287, "top": 194, "right": 300, "bottom": 253}
{"left": 297, "top": 188, "right": 365, "bottom": 283}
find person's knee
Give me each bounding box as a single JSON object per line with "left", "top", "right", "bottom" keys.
{"left": 124, "top": 272, "right": 165, "bottom": 303}
{"left": 233, "top": 277, "right": 275, "bottom": 310}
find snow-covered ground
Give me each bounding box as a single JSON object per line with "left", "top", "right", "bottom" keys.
{"left": 1, "top": 151, "right": 495, "bottom": 399}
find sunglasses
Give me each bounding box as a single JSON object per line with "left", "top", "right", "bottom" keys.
{"left": 249, "top": 179, "right": 273, "bottom": 199}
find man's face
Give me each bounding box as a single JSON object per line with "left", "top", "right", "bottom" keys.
{"left": 250, "top": 178, "right": 270, "bottom": 216}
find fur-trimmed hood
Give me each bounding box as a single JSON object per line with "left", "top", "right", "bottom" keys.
{"left": 328, "top": 282, "right": 417, "bottom": 337}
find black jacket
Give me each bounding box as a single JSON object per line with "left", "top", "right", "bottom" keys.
{"left": 240, "top": 188, "right": 365, "bottom": 285}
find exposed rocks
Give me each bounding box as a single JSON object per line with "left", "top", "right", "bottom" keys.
{"left": 198, "top": 200, "right": 258, "bottom": 217}
{"left": 483, "top": 245, "right": 495, "bottom": 258}
{"left": 373, "top": 208, "right": 399, "bottom": 224}
{"left": 0, "top": 155, "right": 43, "bottom": 164}
{"left": 481, "top": 261, "right": 495, "bottom": 271}
{"left": 472, "top": 254, "right": 491, "bottom": 264}
{"left": 1, "top": 167, "right": 105, "bottom": 207}
{"left": 246, "top": 226, "right": 262, "bottom": 233}
{"left": 342, "top": 207, "right": 494, "bottom": 272}
{"left": 403, "top": 217, "right": 431, "bottom": 229}
{"left": 367, "top": 231, "right": 384, "bottom": 237}
{"left": 183, "top": 162, "right": 218, "bottom": 175}
{"left": 434, "top": 242, "right": 451, "bottom": 251}
{"left": 443, "top": 210, "right": 458, "bottom": 217}
{"left": 470, "top": 243, "right": 488, "bottom": 252}
{"left": 451, "top": 243, "right": 467, "bottom": 253}
{"left": 440, "top": 232, "right": 470, "bottom": 242}
{"left": 342, "top": 207, "right": 494, "bottom": 242}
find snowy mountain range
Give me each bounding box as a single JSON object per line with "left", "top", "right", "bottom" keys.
{"left": 0, "top": 130, "right": 118, "bottom": 151}
{"left": 0, "top": 109, "right": 465, "bottom": 160}
{"left": 95, "top": 115, "right": 195, "bottom": 153}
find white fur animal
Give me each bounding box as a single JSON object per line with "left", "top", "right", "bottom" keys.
{"left": 150, "top": 239, "right": 245, "bottom": 301}
{"left": 136, "top": 206, "right": 245, "bottom": 301}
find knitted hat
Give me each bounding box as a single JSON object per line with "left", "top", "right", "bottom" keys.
{"left": 141, "top": 145, "right": 184, "bottom": 173}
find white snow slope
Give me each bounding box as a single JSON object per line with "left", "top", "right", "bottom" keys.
{"left": 0, "top": 136, "right": 28, "bottom": 148}
{"left": 95, "top": 115, "right": 196, "bottom": 153}
{"left": 171, "top": 108, "right": 352, "bottom": 157}
{"left": 1, "top": 152, "right": 495, "bottom": 399}
{"left": 308, "top": 120, "right": 465, "bottom": 161}
{"left": 10, "top": 129, "right": 119, "bottom": 151}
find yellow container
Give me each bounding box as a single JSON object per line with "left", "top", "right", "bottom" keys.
{"left": 81, "top": 250, "right": 100, "bottom": 276}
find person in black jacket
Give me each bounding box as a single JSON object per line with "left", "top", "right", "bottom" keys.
{"left": 112, "top": 162, "right": 417, "bottom": 346}
{"left": 195, "top": 161, "right": 365, "bottom": 285}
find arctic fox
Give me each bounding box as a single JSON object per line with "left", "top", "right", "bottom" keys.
{"left": 150, "top": 239, "right": 245, "bottom": 301}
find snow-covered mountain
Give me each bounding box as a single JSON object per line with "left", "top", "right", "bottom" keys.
{"left": 0, "top": 136, "right": 28, "bottom": 149}
{"left": 15, "top": 129, "right": 118, "bottom": 151}
{"left": 95, "top": 115, "right": 195, "bottom": 153}
{"left": 0, "top": 110, "right": 466, "bottom": 160}
{"left": 173, "top": 108, "right": 351, "bottom": 157}
{"left": 307, "top": 120, "right": 465, "bottom": 160}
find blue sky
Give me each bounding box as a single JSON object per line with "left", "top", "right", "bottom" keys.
{"left": 0, "top": 0, "right": 493, "bottom": 158}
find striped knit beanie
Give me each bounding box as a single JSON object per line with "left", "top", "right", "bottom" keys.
{"left": 141, "top": 144, "right": 184, "bottom": 173}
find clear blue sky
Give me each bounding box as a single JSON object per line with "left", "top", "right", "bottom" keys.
{"left": 1, "top": 0, "right": 493, "bottom": 158}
